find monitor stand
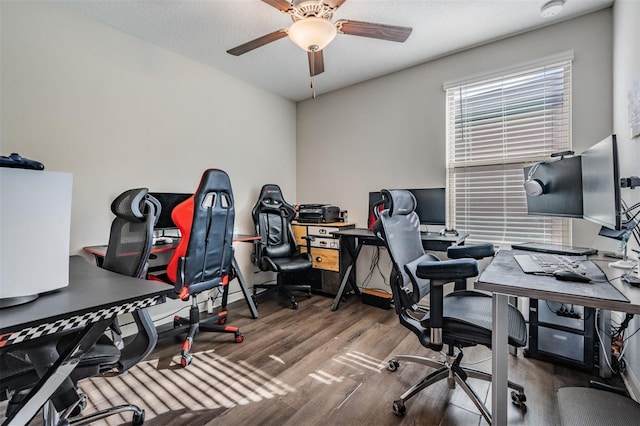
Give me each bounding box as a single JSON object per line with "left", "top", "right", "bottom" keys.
{"left": 0, "top": 294, "right": 39, "bottom": 309}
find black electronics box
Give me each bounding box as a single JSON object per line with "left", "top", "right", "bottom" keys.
{"left": 297, "top": 204, "right": 340, "bottom": 223}
{"left": 362, "top": 288, "right": 393, "bottom": 310}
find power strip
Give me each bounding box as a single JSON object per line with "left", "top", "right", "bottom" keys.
{"left": 556, "top": 309, "right": 580, "bottom": 319}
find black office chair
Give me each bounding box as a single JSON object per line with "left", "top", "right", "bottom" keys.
{"left": 155, "top": 169, "right": 243, "bottom": 368}
{"left": 0, "top": 188, "right": 161, "bottom": 425}
{"left": 373, "top": 189, "right": 527, "bottom": 424}
{"left": 557, "top": 385, "right": 640, "bottom": 425}
{"left": 251, "top": 184, "right": 312, "bottom": 309}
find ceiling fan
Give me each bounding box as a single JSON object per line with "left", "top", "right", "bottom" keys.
{"left": 227, "top": 0, "right": 412, "bottom": 96}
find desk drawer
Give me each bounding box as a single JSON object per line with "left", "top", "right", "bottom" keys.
{"left": 307, "top": 225, "right": 339, "bottom": 237}
{"left": 310, "top": 237, "right": 339, "bottom": 250}
{"left": 310, "top": 247, "right": 339, "bottom": 272}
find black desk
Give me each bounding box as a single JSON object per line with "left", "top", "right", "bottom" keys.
{"left": 476, "top": 249, "right": 640, "bottom": 425}
{"left": 0, "top": 256, "right": 168, "bottom": 425}
{"left": 83, "top": 234, "right": 260, "bottom": 319}
{"left": 330, "top": 228, "right": 469, "bottom": 311}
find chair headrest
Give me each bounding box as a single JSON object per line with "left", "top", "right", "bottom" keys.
{"left": 381, "top": 189, "right": 417, "bottom": 217}
{"left": 110, "top": 188, "right": 150, "bottom": 222}
{"left": 252, "top": 184, "right": 295, "bottom": 221}
{"left": 195, "top": 169, "right": 233, "bottom": 196}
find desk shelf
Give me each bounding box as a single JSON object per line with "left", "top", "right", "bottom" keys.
{"left": 525, "top": 298, "right": 595, "bottom": 370}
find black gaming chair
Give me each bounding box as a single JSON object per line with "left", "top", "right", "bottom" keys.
{"left": 373, "top": 189, "right": 527, "bottom": 424}
{"left": 0, "top": 188, "right": 161, "bottom": 425}
{"left": 155, "top": 169, "right": 243, "bottom": 367}
{"left": 251, "top": 184, "right": 312, "bottom": 309}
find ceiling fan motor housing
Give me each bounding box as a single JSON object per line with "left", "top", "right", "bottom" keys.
{"left": 290, "top": 0, "right": 335, "bottom": 21}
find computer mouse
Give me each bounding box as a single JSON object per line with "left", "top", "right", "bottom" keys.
{"left": 553, "top": 269, "right": 591, "bottom": 283}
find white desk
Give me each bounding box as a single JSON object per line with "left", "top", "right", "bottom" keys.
{"left": 475, "top": 250, "right": 640, "bottom": 425}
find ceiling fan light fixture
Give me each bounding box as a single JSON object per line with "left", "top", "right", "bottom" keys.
{"left": 288, "top": 17, "right": 337, "bottom": 52}
{"left": 540, "top": 0, "right": 565, "bottom": 18}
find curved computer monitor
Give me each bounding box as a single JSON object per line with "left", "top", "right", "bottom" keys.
{"left": 149, "top": 192, "right": 192, "bottom": 230}
{"left": 581, "top": 134, "right": 621, "bottom": 231}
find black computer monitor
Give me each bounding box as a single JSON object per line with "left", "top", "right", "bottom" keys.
{"left": 581, "top": 135, "right": 621, "bottom": 231}
{"left": 407, "top": 188, "right": 446, "bottom": 226}
{"left": 367, "top": 187, "right": 446, "bottom": 228}
{"left": 148, "top": 192, "right": 192, "bottom": 230}
{"left": 524, "top": 155, "right": 583, "bottom": 218}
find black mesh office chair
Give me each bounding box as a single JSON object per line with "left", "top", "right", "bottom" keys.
{"left": 557, "top": 385, "right": 640, "bottom": 425}
{"left": 373, "top": 189, "right": 527, "bottom": 424}
{"left": 155, "top": 169, "right": 243, "bottom": 367}
{"left": 251, "top": 184, "right": 312, "bottom": 309}
{"left": 0, "top": 188, "right": 160, "bottom": 425}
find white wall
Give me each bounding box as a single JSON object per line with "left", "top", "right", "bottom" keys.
{"left": 0, "top": 2, "right": 296, "bottom": 318}
{"left": 612, "top": 0, "right": 640, "bottom": 398}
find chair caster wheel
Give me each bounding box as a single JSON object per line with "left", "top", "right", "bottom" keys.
{"left": 218, "top": 317, "right": 227, "bottom": 325}
{"left": 235, "top": 333, "right": 244, "bottom": 343}
{"left": 511, "top": 390, "right": 527, "bottom": 406}
{"left": 291, "top": 301, "right": 298, "bottom": 309}
{"left": 388, "top": 359, "right": 400, "bottom": 371}
{"left": 392, "top": 400, "right": 406, "bottom": 416}
{"left": 180, "top": 354, "right": 192, "bottom": 367}
{"left": 132, "top": 409, "right": 145, "bottom": 426}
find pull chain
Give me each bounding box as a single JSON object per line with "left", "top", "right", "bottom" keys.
{"left": 310, "top": 51, "right": 316, "bottom": 99}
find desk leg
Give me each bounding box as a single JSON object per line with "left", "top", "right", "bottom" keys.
{"left": 599, "top": 309, "right": 612, "bottom": 378}
{"left": 4, "top": 318, "right": 111, "bottom": 426}
{"left": 331, "top": 242, "right": 363, "bottom": 311}
{"left": 491, "top": 293, "right": 509, "bottom": 426}
{"left": 232, "top": 255, "right": 259, "bottom": 319}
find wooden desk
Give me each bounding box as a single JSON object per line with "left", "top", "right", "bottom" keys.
{"left": 475, "top": 250, "right": 640, "bottom": 425}
{"left": 83, "top": 234, "right": 260, "bottom": 319}
{"left": 330, "top": 228, "right": 469, "bottom": 311}
{"left": 0, "top": 256, "right": 168, "bottom": 425}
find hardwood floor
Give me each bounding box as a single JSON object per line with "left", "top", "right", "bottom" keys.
{"left": 4, "top": 293, "right": 617, "bottom": 425}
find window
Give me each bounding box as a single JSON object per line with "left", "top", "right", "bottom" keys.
{"left": 445, "top": 54, "right": 572, "bottom": 245}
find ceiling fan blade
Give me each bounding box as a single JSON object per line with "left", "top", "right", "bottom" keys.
{"left": 308, "top": 50, "right": 325, "bottom": 77}
{"left": 323, "top": 0, "right": 347, "bottom": 9}
{"left": 227, "top": 29, "right": 288, "bottom": 56}
{"left": 336, "top": 20, "right": 412, "bottom": 42}
{"left": 262, "top": 0, "right": 293, "bottom": 13}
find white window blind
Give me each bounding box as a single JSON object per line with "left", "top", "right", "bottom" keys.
{"left": 446, "top": 59, "right": 572, "bottom": 245}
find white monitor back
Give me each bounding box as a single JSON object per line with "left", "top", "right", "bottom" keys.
{"left": 0, "top": 168, "right": 73, "bottom": 306}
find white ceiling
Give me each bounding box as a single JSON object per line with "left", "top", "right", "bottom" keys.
{"left": 57, "top": 0, "right": 614, "bottom": 102}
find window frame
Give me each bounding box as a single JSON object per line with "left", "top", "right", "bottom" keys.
{"left": 444, "top": 52, "right": 574, "bottom": 246}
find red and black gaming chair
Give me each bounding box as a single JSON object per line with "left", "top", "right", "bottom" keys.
{"left": 155, "top": 169, "right": 243, "bottom": 367}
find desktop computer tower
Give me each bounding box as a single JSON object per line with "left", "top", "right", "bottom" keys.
{"left": 525, "top": 298, "right": 595, "bottom": 370}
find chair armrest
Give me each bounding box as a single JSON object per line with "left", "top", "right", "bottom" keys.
{"left": 301, "top": 235, "right": 315, "bottom": 253}
{"left": 415, "top": 258, "right": 478, "bottom": 281}
{"left": 447, "top": 243, "right": 495, "bottom": 260}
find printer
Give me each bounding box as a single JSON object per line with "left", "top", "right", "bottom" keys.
{"left": 297, "top": 204, "right": 340, "bottom": 223}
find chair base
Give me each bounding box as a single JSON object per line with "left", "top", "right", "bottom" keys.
{"left": 388, "top": 349, "right": 526, "bottom": 425}
{"left": 157, "top": 298, "right": 243, "bottom": 367}
{"left": 253, "top": 278, "right": 311, "bottom": 310}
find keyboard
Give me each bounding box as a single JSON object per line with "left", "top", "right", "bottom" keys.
{"left": 514, "top": 253, "right": 586, "bottom": 275}
{"left": 511, "top": 242, "right": 597, "bottom": 256}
